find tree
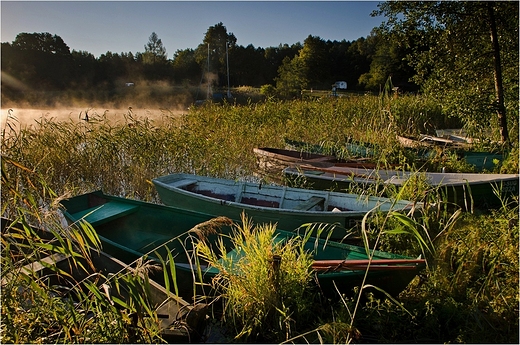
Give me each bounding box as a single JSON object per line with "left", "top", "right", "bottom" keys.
{"left": 172, "top": 48, "right": 200, "bottom": 84}
{"left": 298, "top": 35, "right": 331, "bottom": 89}
{"left": 375, "top": 1, "right": 518, "bottom": 144}
{"left": 194, "top": 23, "right": 237, "bottom": 88}
{"left": 231, "top": 44, "right": 268, "bottom": 86}
{"left": 358, "top": 30, "right": 417, "bottom": 92}
{"left": 275, "top": 56, "right": 307, "bottom": 98}
{"left": 11, "top": 32, "right": 70, "bottom": 55}
{"left": 143, "top": 32, "right": 167, "bottom": 64}
{"left": 71, "top": 50, "right": 97, "bottom": 88}
{"left": 263, "top": 43, "right": 302, "bottom": 84}
{"left": 97, "top": 51, "right": 126, "bottom": 86}
{"left": 142, "top": 32, "right": 170, "bottom": 80}
{"left": 6, "top": 32, "right": 73, "bottom": 89}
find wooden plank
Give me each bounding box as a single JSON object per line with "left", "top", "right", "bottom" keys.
{"left": 234, "top": 182, "right": 245, "bottom": 203}
{"left": 70, "top": 201, "right": 139, "bottom": 226}
{"left": 278, "top": 186, "right": 288, "bottom": 208}
{"left": 293, "top": 196, "right": 325, "bottom": 211}
{"left": 170, "top": 179, "right": 198, "bottom": 189}
{"left": 312, "top": 258, "right": 425, "bottom": 272}
{"left": 313, "top": 259, "right": 425, "bottom": 266}
{"left": 1, "top": 252, "right": 70, "bottom": 286}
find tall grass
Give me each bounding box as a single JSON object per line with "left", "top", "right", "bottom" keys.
{"left": 0, "top": 161, "right": 166, "bottom": 343}
{"left": 196, "top": 214, "right": 315, "bottom": 342}
{"left": 1, "top": 94, "right": 518, "bottom": 343}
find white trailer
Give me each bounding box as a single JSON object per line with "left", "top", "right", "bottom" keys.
{"left": 334, "top": 81, "right": 347, "bottom": 89}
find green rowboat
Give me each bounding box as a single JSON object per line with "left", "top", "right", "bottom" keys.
{"left": 58, "top": 192, "right": 425, "bottom": 300}
{"left": 1, "top": 217, "right": 208, "bottom": 342}
{"left": 59, "top": 190, "right": 235, "bottom": 299}
{"left": 201, "top": 229, "right": 426, "bottom": 299}
{"left": 152, "top": 173, "right": 422, "bottom": 241}
{"left": 284, "top": 165, "right": 519, "bottom": 209}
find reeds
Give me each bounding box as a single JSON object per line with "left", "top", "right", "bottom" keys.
{"left": 1, "top": 94, "right": 518, "bottom": 343}
{"left": 0, "top": 155, "right": 193, "bottom": 343}
{"left": 195, "top": 213, "right": 315, "bottom": 342}
{"left": 1, "top": 214, "right": 167, "bottom": 343}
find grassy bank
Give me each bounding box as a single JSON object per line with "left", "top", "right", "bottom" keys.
{"left": 1, "top": 95, "right": 518, "bottom": 343}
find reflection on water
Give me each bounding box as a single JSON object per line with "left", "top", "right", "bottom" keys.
{"left": 1, "top": 107, "right": 186, "bottom": 130}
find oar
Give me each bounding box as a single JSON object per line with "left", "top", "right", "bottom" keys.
{"left": 177, "top": 259, "right": 425, "bottom": 273}
{"left": 300, "top": 164, "right": 381, "bottom": 180}
{"left": 313, "top": 259, "right": 425, "bottom": 266}
{"left": 312, "top": 258, "right": 425, "bottom": 272}
{"left": 313, "top": 265, "right": 421, "bottom": 272}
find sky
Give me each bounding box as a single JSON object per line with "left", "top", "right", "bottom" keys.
{"left": 1, "top": 1, "right": 385, "bottom": 58}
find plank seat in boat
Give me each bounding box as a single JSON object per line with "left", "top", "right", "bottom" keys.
{"left": 169, "top": 179, "right": 198, "bottom": 189}
{"left": 1, "top": 252, "right": 71, "bottom": 286}
{"left": 69, "top": 201, "right": 139, "bottom": 226}
{"left": 294, "top": 196, "right": 326, "bottom": 211}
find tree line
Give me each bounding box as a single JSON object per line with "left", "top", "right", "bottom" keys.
{"left": 0, "top": 23, "right": 387, "bottom": 96}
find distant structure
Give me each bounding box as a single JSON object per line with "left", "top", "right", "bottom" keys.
{"left": 334, "top": 81, "right": 347, "bottom": 90}
{"left": 331, "top": 81, "right": 347, "bottom": 96}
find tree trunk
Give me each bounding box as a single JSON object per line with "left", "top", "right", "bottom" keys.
{"left": 487, "top": 3, "right": 509, "bottom": 146}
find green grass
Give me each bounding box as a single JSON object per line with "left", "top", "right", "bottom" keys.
{"left": 1, "top": 94, "right": 518, "bottom": 343}
{"left": 196, "top": 214, "right": 315, "bottom": 342}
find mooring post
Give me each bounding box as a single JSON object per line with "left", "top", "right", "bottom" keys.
{"left": 269, "top": 254, "right": 282, "bottom": 306}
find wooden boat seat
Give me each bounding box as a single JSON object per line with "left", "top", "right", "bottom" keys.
{"left": 1, "top": 252, "right": 70, "bottom": 286}
{"left": 293, "top": 196, "right": 326, "bottom": 211}
{"left": 169, "top": 179, "right": 198, "bottom": 189}
{"left": 70, "top": 201, "right": 139, "bottom": 226}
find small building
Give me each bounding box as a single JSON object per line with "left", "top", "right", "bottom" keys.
{"left": 334, "top": 81, "right": 347, "bottom": 90}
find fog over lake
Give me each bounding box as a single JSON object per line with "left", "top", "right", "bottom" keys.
{"left": 1, "top": 107, "right": 186, "bottom": 130}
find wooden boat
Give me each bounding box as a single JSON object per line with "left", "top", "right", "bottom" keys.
{"left": 283, "top": 165, "right": 519, "bottom": 209}
{"left": 397, "top": 135, "right": 504, "bottom": 171}
{"left": 253, "top": 146, "right": 381, "bottom": 182}
{"left": 200, "top": 229, "right": 426, "bottom": 299}
{"left": 435, "top": 128, "right": 477, "bottom": 144}
{"left": 59, "top": 190, "right": 235, "bottom": 300}
{"left": 287, "top": 137, "right": 503, "bottom": 172}
{"left": 417, "top": 134, "right": 472, "bottom": 149}
{"left": 284, "top": 137, "right": 380, "bottom": 159}
{"left": 1, "top": 217, "right": 208, "bottom": 342}
{"left": 55, "top": 192, "right": 425, "bottom": 301}
{"left": 57, "top": 193, "right": 423, "bottom": 301}
{"left": 253, "top": 147, "right": 337, "bottom": 182}
{"left": 152, "top": 173, "right": 421, "bottom": 241}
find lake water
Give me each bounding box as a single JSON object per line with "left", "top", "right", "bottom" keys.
{"left": 1, "top": 107, "right": 186, "bottom": 131}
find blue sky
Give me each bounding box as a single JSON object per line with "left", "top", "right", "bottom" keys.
{"left": 1, "top": 1, "right": 385, "bottom": 58}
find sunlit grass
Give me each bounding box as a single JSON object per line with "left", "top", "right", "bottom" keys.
{"left": 1, "top": 94, "right": 518, "bottom": 343}
{"left": 196, "top": 214, "right": 315, "bottom": 342}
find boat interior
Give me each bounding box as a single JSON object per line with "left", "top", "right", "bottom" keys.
{"left": 176, "top": 179, "right": 354, "bottom": 212}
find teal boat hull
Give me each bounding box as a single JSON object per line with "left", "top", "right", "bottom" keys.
{"left": 202, "top": 229, "right": 426, "bottom": 299}
{"left": 60, "top": 191, "right": 235, "bottom": 299}
{"left": 283, "top": 167, "right": 519, "bottom": 209}
{"left": 59, "top": 192, "right": 425, "bottom": 300}
{"left": 287, "top": 137, "right": 505, "bottom": 172}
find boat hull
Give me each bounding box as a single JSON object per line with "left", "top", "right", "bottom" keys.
{"left": 202, "top": 229, "right": 425, "bottom": 299}
{"left": 253, "top": 147, "right": 339, "bottom": 183}
{"left": 1, "top": 217, "right": 207, "bottom": 342}
{"left": 59, "top": 191, "right": 235, "bottom": 299}
{"left": 152, "top": 173, "right": 421, "bottom": 241}
{"left": 253, "top": 146, "right": 388, "bottom": 183}
{"left": 56, "top": 193, "right": 425, "bottom": 300}
{"left": 284, "top": 166, "right": 519, "bottom": 209}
